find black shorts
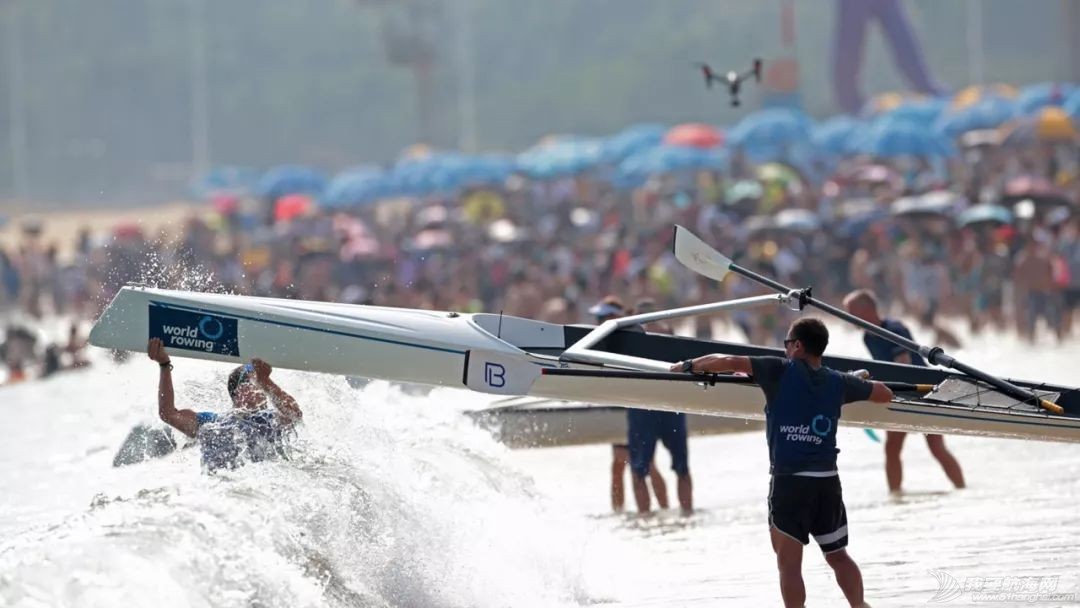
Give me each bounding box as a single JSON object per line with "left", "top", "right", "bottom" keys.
{"left": 768, "top": 474, "right": 849, "bottom": 553}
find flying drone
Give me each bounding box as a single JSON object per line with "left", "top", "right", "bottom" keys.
{"left": 696, "top": 58, "right": 762, "bottom": 107}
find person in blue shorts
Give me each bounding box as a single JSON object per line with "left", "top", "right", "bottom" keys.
{"left": 673, "top": 317, "right": 892, "bottom": 608}
{"left": 627, "top": 408, "right": 692, "bottom": 515}
{"left": 147, "top": 337, "right": 303, "bottom": 471}
{"left": 843, "top": 289, "right": 965, "bottom": 493}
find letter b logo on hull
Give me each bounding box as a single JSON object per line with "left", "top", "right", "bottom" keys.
{"left": 463, "top": 350, "right": 540, "bottom": 396}
{"left": 484, "top": 362, "right": 506, "bottom": 388}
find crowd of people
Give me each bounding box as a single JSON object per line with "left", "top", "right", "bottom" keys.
{"left": 2, "top": 123, "right": 1079, "bottom": 386}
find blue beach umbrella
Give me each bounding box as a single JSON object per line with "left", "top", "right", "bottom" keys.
{"left": 257, "top": 165, "right": 327, "bottom": 199}
{"left": 601, "top": 124, "right": 666, "bottom": 164}
{"left": 618, "top": 145, "right": 727, "bottom": 180}
{"left": 516, "top": 137, "right": 604, "bottom": 180}
{"left": 852, "top": 121, "right": 955, "bottom": 158}
{"left": 1016, "top": 82, "right": 1075, "bottom": 115}
{"left": 813, "top": 116, "right": 864, "bottom": 156}
{"left": 322, "top": 168, "right": 389, "bottom": 208}
{"left": 934, "top": 96, "right": 1017, "bottom": 137}
{"left": 728, "top": 107, "right": 813, "bottom": 150}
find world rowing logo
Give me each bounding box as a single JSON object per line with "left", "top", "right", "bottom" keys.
{"left": 149, "top": 304, "right": 239, "bottom": 356}
{"left": 811, "top": 415, "right": 833, "bottom": 437}
{"left": 198, "top": 316, "right": 224, "bottom": 340}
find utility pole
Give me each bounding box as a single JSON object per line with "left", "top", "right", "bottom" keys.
{"left": 6, "top": 1, "right": 29, "bottom": 201}
{"left": 453, "top": 0, "right": 477, "bottom": 152}
{"left": 966, "top": 0, "right": 984, "bottom": 86}
{"left": 189, "top": 0, "right": 210, "bottom": 179}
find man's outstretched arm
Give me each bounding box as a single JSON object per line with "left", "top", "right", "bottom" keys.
{"left": 148, "top": 338, "right": 199, "bottom": 438}
{"left": 669, "top": 354, "right": 753, "bottom": 376}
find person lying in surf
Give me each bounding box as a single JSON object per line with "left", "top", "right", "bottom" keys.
{"left": 147, "top": 337, "right": 303, "bottom": 471}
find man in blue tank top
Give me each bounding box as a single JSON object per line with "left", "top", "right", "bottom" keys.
{"left": 672, "top": 318, "right": 892, "bottom": 608}
{"left": 843, "top": 289, "right": 965, "bottom": 493}
{"left": 147, "top": 337, "right": 303, "bottom": 471}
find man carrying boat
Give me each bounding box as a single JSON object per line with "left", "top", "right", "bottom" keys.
{"left": 147, "top": 337, "right": 303, "bottom": 471}
{"left": 672, "top": 317, "right": 892, "bottom": 608}
{"left": 842, "top": 289, "right": 965, "bottom": 493}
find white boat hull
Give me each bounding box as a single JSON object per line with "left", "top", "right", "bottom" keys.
{"left": 90, "top": 287, "right": 1080, "bottom": 444}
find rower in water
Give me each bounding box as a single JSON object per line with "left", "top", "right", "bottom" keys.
{"left": 147, "top": 338, "right": 303, "bottom": 471}
{"left": 842, "top": 290, "right": 965, "bottom": 494}
{"left": 673, "top": 317, "right": 892, "bottom": 608}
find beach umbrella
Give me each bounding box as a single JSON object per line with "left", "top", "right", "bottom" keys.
{"left": 1000, "top": 107, "right": 1078, "bottom": 146}
{"left": 725, "top": 180, "right": 764, "bottom": 205}
{"left": 516, "top": 137, "right": 604, "bottom": 179}
{"left": 257, "top": 165, "right": 327, "bottom": 200}
{"left": 861, "top": 92, "right": 914, "bottom": 116}
{"left": 756, "top": 163, "right": 802, "bottom": 191}
{"left": 727, "top": 108, "right": 812, "bottom": 150}
{"left": 663, "top": 123, "right": 724, "bottom": 149}
{"left": 1016, "top": 82, "right": 1074, "bottom": 115}
{"left": 322, "top": 168, "right": 389, "bottom": 208}
{"left": 812, "top": 116, "right": 863, "bottom": 156}
{"left": 852, "top": 121, "right": 955, "bottom": 158}
{"left": 935, "top": 96, "right": 1017, "bottom": 137}
{"left": 951, "top": 84, "right": 1018, "bottom": 110}
{"left": 1065, "top": 90, "right": 1080, "bottom": 121}
{"left": 273, "top": 194, "right": 313, "bottom": 222}
{"left": 959, "top": 129, "right": 1003, "bottom": 148}
{"left": 875, "top": 98, "right": 947, "bottom": 127}
{"left": 617, "top": 145, "right": 727, "bottom": 180}
{"left": 1001, "top": 175, "right": 1073, "bottom": 210}
{"left": 839, "top": 164, "right": 904, "bottom": 191}
{"left": 601, "top": 123, "right": 666, "bottom": 163}
{"left": 957, "top": 204, "right": 1012, "bottom": 228}
{"left": 890, "top": 194, "right": 953, "bottom": 219}
{"left": 773, "top": 208, "right": 821, "bottom": 232}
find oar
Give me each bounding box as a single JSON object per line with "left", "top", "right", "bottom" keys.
{"left": 541, "top": 367, "right": 935, "bottom": 393}
{"left": 671, "top": 225, "right": 1065, "bottom": 415}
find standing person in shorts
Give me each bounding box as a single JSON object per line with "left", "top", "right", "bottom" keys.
{"left": 590, "top": 296, "right": 668, "bottom": 511}
{"left": 672, "top": 317, "right": 892, "bottom": 608}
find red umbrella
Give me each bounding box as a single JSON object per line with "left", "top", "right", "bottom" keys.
{"left": 663, "top": 123, "right": 724, "bottom": 149}
{"left": 274, "top": 194, "right": 312, "bottom": 222}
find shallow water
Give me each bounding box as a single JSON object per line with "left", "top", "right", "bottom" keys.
{"left": 2, "top": 322, "right": 1079, "bottom": 607}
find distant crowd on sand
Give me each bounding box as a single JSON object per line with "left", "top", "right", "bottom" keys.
{"left": 2, "top": 133, "right": 1080, "bottom": 385}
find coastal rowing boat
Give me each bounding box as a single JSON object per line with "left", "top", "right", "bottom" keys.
{"left": 88, "top": 227, "right": 1080, "bottom": 443}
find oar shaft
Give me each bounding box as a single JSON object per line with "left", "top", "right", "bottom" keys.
{"left": 542, "top": 368, "right": 932, "bottom": 393}
{"left": 725, "top": 263, "right": 1061, "bottom": 413}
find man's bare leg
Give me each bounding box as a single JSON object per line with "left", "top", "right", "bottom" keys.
{"left": 925, "top": 434, "right": 966, "bottom": 489}
{"left": 611, "top": 445, "right": 628, "bottom": 511}
{"left": 770, "top": 527, "right": 806, "bottom": 608}
{"left": 648, "top": 463, "right": 669, "bottom": 509}
{"left": 677, "top": 473, "right": 693, "bottom": 514}
{"left": 825, "top": 549, "right": 865, "bottom": 607}
{"left": 884, "top": 431, "right": 907, "bottom": 492}
{"left": 632, "top": 473, "right": 652, "bottom": 513}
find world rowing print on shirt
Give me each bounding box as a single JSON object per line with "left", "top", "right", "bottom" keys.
{"left": 149, "top": 303, "right": 240, "bottom": 356}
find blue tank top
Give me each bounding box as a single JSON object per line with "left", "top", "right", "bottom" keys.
{"left": 765, "top": 360, "right": 845, "bottom": 475}
{"left": 195, "top": 410, "right": 287, "bottom": 471}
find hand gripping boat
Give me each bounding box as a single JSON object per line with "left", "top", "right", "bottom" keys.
{"left": 89, "top": 226, "right": 1080, "bottom": 443}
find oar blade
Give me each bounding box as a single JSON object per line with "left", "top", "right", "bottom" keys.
{"left": 672, "top": 225, "right": 734, "bottom": 282}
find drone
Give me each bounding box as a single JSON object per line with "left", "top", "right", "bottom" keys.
{"left": 696, "top": 58, "right": 762, "bottom": 107}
